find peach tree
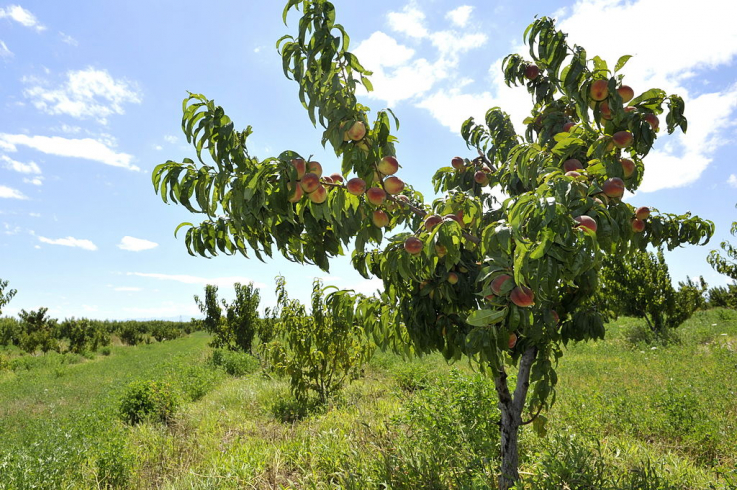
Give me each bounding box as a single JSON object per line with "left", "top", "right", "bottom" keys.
{"left": 152, "top": 1, "right": 713, "bottom": 487}
{"left": 0, "top": 279, "right": 15, "bottom": 316}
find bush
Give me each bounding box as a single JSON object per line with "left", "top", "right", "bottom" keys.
{"left": 209, "top": 348, "right": 259, "bottom": 376}
{"left": 264, "top": 277, "right": 374, "bottom": 405}
{"left": 707, "top": 284, "right": 737, "bottom": 309}
{"left": 119, "top": 379, "right": 179, "bottom": 425}
{"left": 100, "top": 346, "right": 112, "bottom": 356}
{"left": 176, "top": 364, "right": 223, "bottom": 401}
{"left": 194, "top": 282, "right": 261, "bottom": 353}
{"left": 18, "top": 308, "right": 59, "bottom": 353}
{"left": 596, "top": 250, "right": 707, "bottom": 337}
{"left": 0, "top": 317, "right": 20, "bottom": 346}
{"left": 118, "top": 323, "right": 143, "bottom": 346}
{"left": 58, "top": 317, "right": 110, "bottom": 353}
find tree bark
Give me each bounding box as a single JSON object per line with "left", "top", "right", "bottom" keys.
{"left": 495, "top": 345, "right": 537, "bottom": 490}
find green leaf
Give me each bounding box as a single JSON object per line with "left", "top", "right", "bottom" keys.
{"left": 467, "top": 307, "right": 507, "bottom": 327}
{"left": 614, "top": 54, "right": 632, "bottom": 72}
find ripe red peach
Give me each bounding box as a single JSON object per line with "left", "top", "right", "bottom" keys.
{"left": 491, "top": 274, "right": 512, "bottom": 295}
{"left": 291, "top": 158, "right": 306, "bottom": 179}
{"left": 602, "top": 177, "right": 625, "bottom": 199}
{"left": 620, "top": 158, "right": 635, "bottom": 178}
{"left": 574, "top": 215, "right": 598, "bottom": 233}
{"left": 510, "top": 286, "right": 534, "bottom": 307}
{"left": 346, "top": 177, "right": 366, "bottom": 196}
{"left": 644, "top": 113, "right": 659, "bottom": 131}
{"left": 372, "top": 209, "right": 389, "bottom": 228}
{"left": 524, "top": 64, "right": 540, "bottom": 80}
{"left": 631, "top": 218, "right": 646, "bottom": 233}
{"left": 612, "top": 131, "right": 634, "bottom": 149}
{"left": 563, "top": 158, "right": 583, "bottom": 172}
{"left": 308, "top": 185, "right": 327, "bottom": 204}
{"left": 383, "top": 176, "right": 405, "bottom": 195}
{"left": 617, "top": 85, "right": 634, "bottom": 103}
{"left": 366, "top": 187, "right": 387, "bottom": 206}
{"left": 590, "top": 79, "right": 609, "bottom": 101}
{"left": 377, "top": 156, "right": 399, "bottom": 176}
{"left": 424, "top": 214, "right": 443, "bottom": 232}
{"left": 307, "top": 161, "right": 323, "bottom": 177}
{"left": 300, "top": 173, "right": 320, "bottom": 193}
{"left": 346, "top": 121, "right": 366, "bottom": 141}
{"left": 635, "top": 206, "right": 650, "bottom": 220}
{"left": 404, "top": 236, "right": 423, "bottom": 255}
{"left": 451, "top": 157, "right": 465, "bottom": 170}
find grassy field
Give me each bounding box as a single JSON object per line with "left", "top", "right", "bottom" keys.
{"left": 0, "top": 310, "right": 736, "bottom": 489}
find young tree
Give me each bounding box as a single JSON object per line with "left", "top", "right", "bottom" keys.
{"left": 0, "top": 278, "right": 16, "bottom": 316}
{"left": 264, "top": 276, "right": 374, "bottom": 404}
{"left": 596, "top": 249, "right": 706, "bottom": 334}
{"left": 194, "top": 282, "right": 261, "bottom": 353}
{"left": 18, "top": 308, "right": 59, "bottom": 354}
{"left": 153, "top": 2, "right": 713, "bottom": 487}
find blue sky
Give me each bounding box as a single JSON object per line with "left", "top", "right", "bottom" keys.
{"left": 1, "top": 0, "right": 736, "bottom": 320}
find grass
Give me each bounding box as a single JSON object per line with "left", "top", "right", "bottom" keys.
{"left": 0, "top": 310, "right": 736, "bottom": 489}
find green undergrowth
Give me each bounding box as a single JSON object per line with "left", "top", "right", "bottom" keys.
{"left": 0, "top": 310, "right": 736, "bottom": 489}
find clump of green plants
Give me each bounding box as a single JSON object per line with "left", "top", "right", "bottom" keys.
{"left": 119, "top": 379, "right": 180, "bottom": 425}
{"left": 209, "top": 348, "right": 260, "bottom": 376}
{"left": 264, "top": 276, "right": 374, "bottom": 405}
{"left": 195, "top": 282, "right": 261, "bottom": 353}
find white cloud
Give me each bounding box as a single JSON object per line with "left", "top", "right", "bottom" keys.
{"left": 0, "top": 133, "right": 139, "bottom": 171}
{"left": 23, "top": 68, "right": 142, "bottom": 124}
{"left": 153, "top": 145, "right": 163, "bottom": 151}
{"left": 82, "top": 304, "right": 98, "bottom": 312}
{"left": 0, "top": 5, "right": 45, "bottom": 32}
{"left": 0, "top": 40, "right": 12, "bottom": 59}
{"left": 127, "top": 272, "right": 266, "bottom": 289}
{"left": 23, "top": 176, "right": 43, "bottom": 186}
{"left": 446, "top": 6, "right": 473, "bottom": 28}
{"left": 405, "top": 0, "right": 737, "bottom": 194}
{"left": 1, "top": 154, "right": 41, "bottom": 174}
{"left": 3, "top": 222, "right": 20, "bottom": 235}
{"left": 114, "top": 287, "right": 142, "bottom": 292}
{"left": 56, "top": 124, "right": 81, "bottom": 134}
{"left": 353, "top": 4, "right": 487, "bottom": 107}
{"left": 387, "top": 3, "right": 428, "bottom": 39}
{"left": 117, "top": 236, "right": 158, "bottom": 252}
{"left": 728, "top": 175, "right": 737, "bottom": 188}
{"left": 59, "top": 32, "right": 77, "bottom": 46}
{"left": 163, "top": 135, "right": 178, "bottom": 144}
{"left": 38, "top": 235, "right": 97, "bottom": 250}
{"left": 0, "top": 185, "right": 27, "bottom": 199}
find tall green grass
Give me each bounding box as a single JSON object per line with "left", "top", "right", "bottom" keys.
{"left": 1, "top": 310, "right": 735, "bottom": 489}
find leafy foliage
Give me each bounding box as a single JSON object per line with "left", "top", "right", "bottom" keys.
{"left": 194, "top": 282, "right": 261, "bottom": 353}
{"left": 18, "top": 308, "right": 59, "bottom": 354}
{"left": 0, "top": 278, "right": 16, "bottom": 316}
{"left": 708, "top": 206, "right": 737, "bottom": 280}
{"left": 119, "top": 379, "right": 180, "bottom": 425}
{"left": 57, "top": 317, "right": 110, "bottom": 353}
{"left": 264, "top": 277, "right": 374, "bottom": 404}
{"left": 596, "top": 249, "right": 706, "bottom": 334}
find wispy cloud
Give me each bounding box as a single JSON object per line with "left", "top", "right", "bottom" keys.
{"left": 0, "top": 133, "right": 138, "bottom": 171}
{"left": 117, "top": 236, "right": 158, "bottom": 252}
{"left": 163, "top": 135, "right": 178, "bottom": 144}
{"left": 0, "top": 185, "right": 27, "bottom": 199}
{"left": 353, "top": 2, "right": 487, "bottom": 107}
{"left": 1, "top": 154, "right": 41, "bottom": 174}
{"left": 0, "top": 40, "right": 12, "bottom": 59}
{"left": 445, "top": 6, "right": 473, "bottom": 28}
{"left": 59, "top": 32, "right": 77, "bottom": 46}
{"left": 0, "top": 5, "right": 45, "bottom": 32}
{"left": 38, "top": 235, "right": 97, "bottom": 250}
{"left": 23, "top": 68, "right": 142, "bottom": 124}
{"left": 23, "top": 176, "right": 43, "bottom": 186}
{"left": 127, "top": 272, "right": 266, "bottom": 288}
{"left": 728, "top": 174, "right": 737, "bottom": 188}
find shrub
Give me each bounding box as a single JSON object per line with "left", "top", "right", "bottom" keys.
{"left": 118, "top": 322, "right": 143, "bottom": 346}
{"left": 0, "top": 316, "right": 20, "bottom": 346}
{"left": 264, "top": 277, "right": 374, "bottom": 404}
{"left": 596, "top": 250, "right": 707, "bottom": 337}
{"left": 707, "top": 283, "right": 737, "bottom": 309}
{"left": 195, "top": 282, "right": 262, "bottom": 353}
{"left": 119, "top": 379, "right": 179, "bottom": 425}
{"left": 100, "top": 346, "right": 112, "bottom": 356}
{"left": 18, "top": 307, "right": 59, "bottom": 353}
{"left": 58, "top": 317, "right": 110, "bottom": 353}
{"left": 209, "top": 348, "right": 259, "bottom": 376}
{"left": 176, "top": 364, "right": 223, "bottom": 401}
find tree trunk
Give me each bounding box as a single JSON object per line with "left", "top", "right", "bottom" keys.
{"left": 494, "top": 345, "right": 537, "bottom": 490}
